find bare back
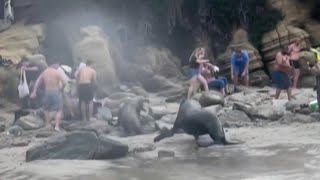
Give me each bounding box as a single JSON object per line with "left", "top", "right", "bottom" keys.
{"left": 77, "top": 66, "right": 96, "bottom": 84}
{"left": 42, "top": 67, "right": 64, "bottom": 91}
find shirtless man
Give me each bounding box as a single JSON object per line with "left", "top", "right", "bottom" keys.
{"left": 273, "top": 47, "right": 294, "bottom": 100}
{"left": 30, "top": 63, "right": 66, "bottom": 131}
{"left": 76, "top": 60, "right": 97, "bottom": 121}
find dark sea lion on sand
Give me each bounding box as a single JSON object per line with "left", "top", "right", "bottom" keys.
{"left": 154, "top": 99, "right": 240, "bottom": 147}
{"left": 118, "top": 96, "right": 149, "bottom": 136}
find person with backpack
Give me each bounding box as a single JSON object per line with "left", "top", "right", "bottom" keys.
{"left": 230, "top": 47, "right": 250, "bottom": 91}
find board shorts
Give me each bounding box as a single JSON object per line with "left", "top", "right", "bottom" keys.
{"left": 233, "top": 65, "right": 246, "bottom": 77}
{"left": 190, "top": 68, "right": 199, "bottom": 78}
{"left": 78, "top": 83, "right": 94, "bottom": 104}
{"left": 43, "top": 90, "right": 63, "bottom": 112}
{"left": 273, "top": 70, "right": 291, "bottom": 90}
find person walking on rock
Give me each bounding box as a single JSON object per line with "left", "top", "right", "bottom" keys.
{"left": 76, "top": 60, "right": 97, "bottom": 121}
{"left": 230, "top": 47, "right": 250, "bottom": 91}
{"left": 30, "top": 63, "right": 66, "bottom": 131}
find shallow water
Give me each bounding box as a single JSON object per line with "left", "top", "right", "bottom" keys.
{"left": 2, "top": 143, "right": 320, "bottom": 180}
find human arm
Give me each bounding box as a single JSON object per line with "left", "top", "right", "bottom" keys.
{"left": 30, "top": 73, "right": 43, "bottom": 98}
{"left": 22, "top": 66, "right": 39, "bottom": 72}
{"left": 242, "top": 52, "right": 250, "bottom": 77}
{"left": 230, "top": 54, "right": 235, "bottom": 80}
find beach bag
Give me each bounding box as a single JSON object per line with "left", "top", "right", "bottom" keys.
{"left": 18, "top": 68, "right": 29, "bottom": 98}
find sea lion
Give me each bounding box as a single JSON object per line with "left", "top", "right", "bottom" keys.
{"left": 118, "top": 96, "right": 149, "bottom": 136}
{"left": 154, "top": 99, "right": 239, "bottom": 147}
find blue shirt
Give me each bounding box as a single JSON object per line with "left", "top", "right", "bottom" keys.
{"left": 230, "top": 50, "right": 249, "bottom": 69}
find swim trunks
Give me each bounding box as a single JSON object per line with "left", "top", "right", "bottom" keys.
{"left": 273, "top": 70, "right": 291, "bottom": 90}
{"left": 42, "top": 90, "right": 63, "bottom": 112}
{"left": 290, "top": 60, "right": 300, "bottom": 69}
{"left": 78, "top": 83, "right": 94, "bottom": 104}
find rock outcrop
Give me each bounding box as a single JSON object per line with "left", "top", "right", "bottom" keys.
{"left": 73, "top": 26, "right": 118, "bottom": 95}
{"left": 0, "top": 23, "right": 45, "bottom": 64}
{"left": 26, "top": 131, "right": 128, "bottom": 162}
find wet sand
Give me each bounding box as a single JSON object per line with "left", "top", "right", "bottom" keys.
{"left": 1, "top": 123, "right": 320, "bottom": 180}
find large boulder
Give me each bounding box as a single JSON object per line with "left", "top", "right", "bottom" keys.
{"left": 73, "top": 26, "right": 117, "bottom": 95}
{"left": 262, "top": 24, "right": 310, "bottom": 65}
{"left": 219, "top": 110, "right": 252, "bottom": 127}
{"left": 61, "top": 120, "right": 111, "bottom": 135}
{"left": 198, "top": 91, "right": 225, "bottom": 107}
{"left": 26, "top": 131, "right": 128, "bottom": 162}
{"left": 132, "top": 47, "right": 184, "bottom": 79}
{"left": 0, "top": 23, "right": 45, "bottom": 63}
{"left": 16, "top": 115, "right": 44, "bottom": 130}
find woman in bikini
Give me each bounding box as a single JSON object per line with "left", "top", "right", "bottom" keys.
{"left": 288, "top": 38, "right": 302, "bottom": 89}
{"left": 187, "top": 47, "right": 209, "bottom": 99}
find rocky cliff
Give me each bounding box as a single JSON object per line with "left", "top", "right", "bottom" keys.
{"left": 0, "top": 0, "right": 319, "bottom": 99}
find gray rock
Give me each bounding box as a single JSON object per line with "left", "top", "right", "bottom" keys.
{"left": 280, "top": 113, "right": 317, "bottom": 124}
{"left": 158, "top": 114, "right": 176, "bottom": 125}
{"left": 253, "top": 105, "right": 284, "bottom": 121}
{"left": 204, "top": 105, "right": 223, "bottom": 115}
{"left": 16, "top": 115, "right": 44, "bottom": 130}
{"left": 7, "top": 126, "right": 24, "bottom": 137}
{"left": 199, "top": 91, "right": 225, "bottom": 107}
{"left": 232, "top": 102, "right": 255, "bottom": 117}
{"left": 219, "top": 110, "right": 252, "bottom": 127}
{"left": 129, "top": 143, "right": 156, "bottom": 154}
{"left": 61, "top": 120, "right": 111, "bottom": 135}
{"left": 96, "top": 107, "right": 113, "bottom": 122}
{"left": 285, "top": 100, "right": 306, "bottom": 112}
{"left": 310, "top": 112, "right": 320, "bottom": 120}
{"left": 130, "top": 86, "right": 149, "bottom": 97}
{"left": 150, "top": 104, "right": 177, "bottom": 120}
{"left": 158, "top": 150, "right": 175, "bottom": 159}
{"left": 26, "top": 131, "right": 128, "bottom": 162}
{"left": 11, "top": 139, "right": 30, "bottom": 147}
{"left": 0, "top": 123, "right": 5, "bottom": 133}
{"left": 155, "top": 121, "right": 173, "bottom": 131}
{"left": 36, "top": 131, "right": 55, "bottom": 138}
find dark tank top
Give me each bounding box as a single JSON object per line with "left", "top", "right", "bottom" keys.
{"left": 189, "top": 56, "right": 199, "bottom": 69}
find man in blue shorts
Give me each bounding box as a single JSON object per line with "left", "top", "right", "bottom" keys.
{"left": 230, "top": 48, "right": 250, "bottom": 90}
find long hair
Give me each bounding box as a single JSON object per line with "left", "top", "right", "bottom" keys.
{"left": 188, "top": 47, "right": 205, "bottom": 63}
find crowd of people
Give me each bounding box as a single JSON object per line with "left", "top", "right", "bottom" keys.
{"left": 15, "top": 37, "right": 320, "bottom": 132}
{"left": 17, "top": 56, "right": 97, "bottom": 131}
{"left": 186, "top": 38, "right": 319, "bottom": 111}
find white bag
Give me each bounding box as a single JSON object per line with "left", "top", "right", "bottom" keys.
{"left": 18, "top": 68, "right": 29, "bottom": 98}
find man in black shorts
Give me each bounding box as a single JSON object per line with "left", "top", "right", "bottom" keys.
{"left": 76, "top": 60, "right": 97, "bottom": 121}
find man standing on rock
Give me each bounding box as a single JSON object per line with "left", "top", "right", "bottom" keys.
{"left": 272, "top": 47, "right": 294, "bottom": 101}
{"left": 30, "top": 63, "right": 66, "bottom": 131}
{"left": 230, "top": 47, "right": 250, "bottom": 91}
{"left": 76, "top": 60, "right": 97, "bottom": 121}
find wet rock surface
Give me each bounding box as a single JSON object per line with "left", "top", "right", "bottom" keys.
{"left": 26, "top": 131, "right": 128, "bottom": 162}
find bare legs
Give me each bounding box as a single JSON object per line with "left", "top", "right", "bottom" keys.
{"left": 274, "top": 88, "right": 292, "bottom": 101}
{"left": 54, "top": 111, "right": 62, "bottom": 131}
{"left": 79, "top": 100, "right": 93, "bottom": 121}
{"left": 187, "top": 75, "right": 208, "bottom": 99}
{"left": 292, "top": 69, "right": 300, "bottom": 89}
{"left": 44, "top": 110, "right": 62, "bottom": 131}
